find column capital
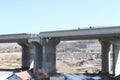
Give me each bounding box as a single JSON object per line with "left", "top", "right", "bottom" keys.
{"left": 99, "top": 38, "right": 111, "bottom": 41}
{"left": 99, "top": 38, "right": 111, "bottom": 45}
{"left": 28, "top": 37, "right": 40, "bottom": 43}
{"left": 40, "top": 38, "right": 60, "bottom": 46}
{"left": 18, "top": 42, "right": 34, "bottom": 48}
{"left": 107, "top": 37, "right": 120, "bottom": 44}
{"left": 99, "top": 37, "right": 120, "bottom": 44}
{"left": 18, "top": 42, "right": 29, "bottom": 47}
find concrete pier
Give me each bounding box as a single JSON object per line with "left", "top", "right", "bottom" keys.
{"left": 32, "top": 42, "right": 43, "bottom": 74}
{"left": 40, "top": 39, "right": 60, "bottom": 75}
{"left": 99, "top": 39, "right": 111, "bottom": 74}
{"left": 19, "top": 43, "right": 34, "bottom": 70}
{"left": 28, "top": 38, "right": 43, "bottom": 74}
{"left": 112, "top": 40, "right": 120, "bottom": 76}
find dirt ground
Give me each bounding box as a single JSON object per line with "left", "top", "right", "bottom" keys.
{"left": 0, "top": 52, "right": 118, "bottom": 80}
{"left": 0, "top": 52, "right": 100, "bottom": 73}
{"left": 0, "top": 52, "right": 21, "bottom": 69}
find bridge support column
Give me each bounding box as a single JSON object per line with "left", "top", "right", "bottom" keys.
{"left": 99, "top": 39, "right": 111, "bottom": 74}
{"left": 112, "top": 40, "right": 120, "bottom": 76}
{"left": 19, "top": 43, "right": 34, "bottom": 70}
{"left": 28, "top": 38, "right": 43, "bottom": 74}
{"left": 32, "top": 42, "right": 43, "bottom": 74}
{"left": 40, "top": 39, "right": 60, "bottom": 75}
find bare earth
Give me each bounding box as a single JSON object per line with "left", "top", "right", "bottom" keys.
{"left": 0, "top": 52, "right": 100, "bottom": 73}
{"left": 0, "top": 52, "right": 117, "bottom": 80}
{"left": 0, "top": 52, "right": 21, "bottom": 69}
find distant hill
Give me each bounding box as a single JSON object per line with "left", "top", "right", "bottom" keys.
{"left": 57, "top": 40, "right": 101, "bottom": 54}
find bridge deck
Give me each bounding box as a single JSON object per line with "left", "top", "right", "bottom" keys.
{"left": 39, "top": 26, "right": 120, "bottom": 40}
{"left": 0, "top": 33, "right": 38, "bottom": 43}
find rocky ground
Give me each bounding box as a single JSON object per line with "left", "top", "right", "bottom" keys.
{"left": 56, "top": 52, "right": 101, "bottom": 73}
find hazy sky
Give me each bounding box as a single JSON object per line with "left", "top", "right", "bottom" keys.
{"left": 0, "top": 0, "right": 120, "bottom": 34}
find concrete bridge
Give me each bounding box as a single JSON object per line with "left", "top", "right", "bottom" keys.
{"left": 0, "top": 26, "right": 120, "bottom": 76}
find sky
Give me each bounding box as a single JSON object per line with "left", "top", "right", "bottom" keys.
{"left": 0, "top": 0, "right": 120, "bottom": 34}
